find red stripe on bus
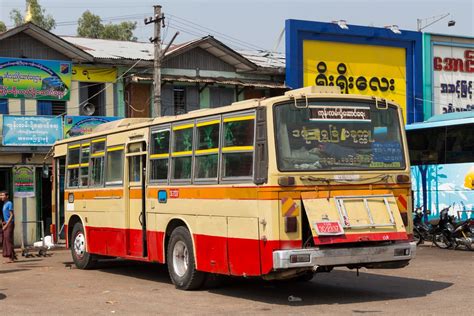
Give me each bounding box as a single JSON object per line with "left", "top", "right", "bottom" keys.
{"left": 314, "top": 231, "right": 408, "bottom": 245}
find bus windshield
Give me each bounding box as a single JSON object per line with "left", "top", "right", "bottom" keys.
{"left": 274, "top": 100, "right": 406, "bottom": 171}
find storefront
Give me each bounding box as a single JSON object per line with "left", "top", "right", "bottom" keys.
{"left": 422, "top": 33, "right": 474, "bottom": 119}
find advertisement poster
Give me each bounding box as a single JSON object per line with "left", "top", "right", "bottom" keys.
{"left": 432, "top": 46, "right": 473, "bottom": 115}
{"left": 64, "top": 116, "right": 121, "bottom": 138}
{"left": 303, "top": 41, "right": 407, "bottom": 120}
{"left": 13, "top": 166, "right": 35, "bottom": 198}
{"left": 0, "top": 57, "right": 72, "bottom": 101}
{"left": 2, "top": 115, "right": 63, "bottom": 146}
{"left": 72, "top": 66, "right": 117, "bottom": 83}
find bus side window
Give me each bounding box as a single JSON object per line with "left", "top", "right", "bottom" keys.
{"left": 106, "top": 146, "right": 124, "bottom": 185}
{"left": 150, "top": 129, "right": 170, "bottom": 182}
{"left": 221, "top": 113, "right": 255, "bottom": 180}
{"left": 80, "top": 143, "right": 90, "bottom": 187}
{"left": 171, "top": 123, "right": 194, "bottom": 182}
{"left": 90, "top": 139, "right": 106, "bottom": 187}
{"left": 446, "top": 125, "right": 474, "bottom": 164}
{"left": 194, "top": 118, "right": 220, "bottom": 182}
{"left": 67, "top": 145, "right": 81, "bottom": 187}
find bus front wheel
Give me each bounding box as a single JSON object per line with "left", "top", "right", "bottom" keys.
{"left": 167, "top": 226, "right": 205, "bottom": 290}
{"left": 71, "top": 222, "right": 97, "bottom": 269}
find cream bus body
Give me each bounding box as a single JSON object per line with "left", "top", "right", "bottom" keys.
{"left": 52, "top": 86, "right": 415, "bottom": 290}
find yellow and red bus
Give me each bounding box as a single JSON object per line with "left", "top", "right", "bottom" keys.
{"left": 51, "top": 86, "right": 415, "bottom": 290}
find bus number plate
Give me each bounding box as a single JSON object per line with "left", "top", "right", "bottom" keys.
{"left": 314, "top": 221, "right": 344, "bottom": 236}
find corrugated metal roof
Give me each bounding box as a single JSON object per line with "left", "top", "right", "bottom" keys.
{"left": 60, "top": 36, "right": 286, "bottom": 69}
{"left": 133, "top": 74, "right": 287, "bottom": 89}
{"left": 61, "top": 36, "right": 155, "bottom": 60}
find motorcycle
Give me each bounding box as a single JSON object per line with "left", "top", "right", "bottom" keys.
{"left": 413, "top": 206, "right": 433, "bottom": 245}
{"left": 431, "top": 204, "right": 474, "bottom": 250}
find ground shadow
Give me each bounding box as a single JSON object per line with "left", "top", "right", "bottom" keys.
{"left": 69, "top": 259, "right": 452, "bottom": 306}
{"left": 0, "top": 293, "right": 6, "bottom": 300}
{"left": 0, "top": 268, "right": 30, "bottom": 274}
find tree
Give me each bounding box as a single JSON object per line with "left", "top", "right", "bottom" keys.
{"left": 10, "top": 0, "right": 56, "bottom": 31}
{"left": 77, "top": 11, "right": 137, "bottom": 41}
{"left": 77, "top": 11, "right": 104, "bottom": 39}
{"left": 0, "top": 21, "right": 6, "bottom": 33}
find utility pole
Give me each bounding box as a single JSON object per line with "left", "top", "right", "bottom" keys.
{"left": 145, "top": 5, "right": 165, "bottom": 117}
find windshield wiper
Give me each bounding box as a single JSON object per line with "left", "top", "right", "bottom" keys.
{"left": 300, "top": 174, "right": 390, "bottom": 185}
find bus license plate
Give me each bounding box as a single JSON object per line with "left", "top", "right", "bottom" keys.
{"left": 314, "top": 221, "right": 344, "bottom": 236}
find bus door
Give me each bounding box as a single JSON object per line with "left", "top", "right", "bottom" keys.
{"left": 126, "top": 142, "right": 147, "bottom": 257}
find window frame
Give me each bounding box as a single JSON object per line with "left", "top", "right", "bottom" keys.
{"left": 66, "top": 142, "right": 91, "bottom": 189}
{"left": 193, "top": 115, "right": 221, "bottom": 184}
{"left": 170, "top": 120, "right": 195, "bottom": 185}
{"left": 149, "top": 125, "right": 171, "bottom": 184}
{"left": 105, "top": 144, "right": 125, "bottom": 186}
{"left": 220, "top": 110, "right": 256, "bottom": 183}
{"left": 89, "top": 137, "right": 107, "bottom": 188}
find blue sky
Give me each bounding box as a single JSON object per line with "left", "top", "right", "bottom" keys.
{"left": 1, "top": 0, "right": 472, "bottom": 52}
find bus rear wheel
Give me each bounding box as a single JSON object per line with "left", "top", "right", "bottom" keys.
{"left": 71, "top": 222, "right": 97, "bottom": 269}
{"left": 167, "top": 226, "right": 205, "bottom": 290}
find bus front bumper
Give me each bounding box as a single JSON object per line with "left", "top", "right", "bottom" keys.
{"left": 272, "top": 241, "right": 416, "bottom": 270}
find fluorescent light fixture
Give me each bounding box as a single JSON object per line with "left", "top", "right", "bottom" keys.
{"left": 385, "top": 25, "right": 401, "bottom": 34}
{"left": 332, "top": 20, "right": 349, "bottom": 30}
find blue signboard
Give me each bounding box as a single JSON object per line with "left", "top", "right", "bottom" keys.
{"left": 2, "top": 115, "right": 63, "bottom": 146}
{"left": 63, "top": 116, "right": 121, "bottom": 138}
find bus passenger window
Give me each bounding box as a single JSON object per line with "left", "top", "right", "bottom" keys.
{"left": 221, "top": 115, "right": 255, "bottom": 179}
{"left": 171, "top": 125, "right": 193, "bottom": 181}
{"left": 106, "top": 147, "right": 124, "bottom": 185}
{"left": 80, "top": 145, "right": 90, "bottom": 187}
{"left": 195, "top": 120, "right": 220, "bottom": 180}
{"left": 67, "top": 146, "right": 80, "bottom": 187}
{"left": 150, "top": 130, "right": 170, "bottom": 181}
{"left": 90, "top": 139, "right": 106, "bottom": 186}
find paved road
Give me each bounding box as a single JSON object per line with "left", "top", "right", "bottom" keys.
{"left": 1, "top": 245, "right": 473, "bottom": 315}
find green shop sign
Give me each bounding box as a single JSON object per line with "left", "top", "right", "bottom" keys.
{"left": 13, "top": 165, "right": 35, "bottom": 198}
{"left": 0, "top": 57, "right": 72, "bottom": 101}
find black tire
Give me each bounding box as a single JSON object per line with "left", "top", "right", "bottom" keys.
{"left": 71, "top": 222, "right": 97, "bottom": 269}
{"left": 432, "top": 232, "right": 452, "bottom": 249}
{"left": 167, "top": 226, "right": 205, "bottom": 290}
{"left": 413, "top": 230, "right": 422, "bottom": 245}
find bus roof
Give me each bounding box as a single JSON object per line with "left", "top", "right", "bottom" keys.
{"left": 405, "top": 111, "right": 474, "bottom": 130}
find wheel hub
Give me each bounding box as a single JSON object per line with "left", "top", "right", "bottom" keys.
{"left": 74, "top": 232, "right": 85, "bottom": 259}
{"left": 173, "top": 240, "right": 189, "bottom": 277}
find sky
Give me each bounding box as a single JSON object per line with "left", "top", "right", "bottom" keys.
{"left": 0, "top": 0, "right": 473, "bottom": 52}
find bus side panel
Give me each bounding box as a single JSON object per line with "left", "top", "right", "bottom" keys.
{"left": 194, "top": 216, "right": 228, "bottom": 274}
{"left": 227, "top": 217, "right": 261, "bottom": 276}
{"left": 146, "top": 215, "right": 165, "bottom": 263}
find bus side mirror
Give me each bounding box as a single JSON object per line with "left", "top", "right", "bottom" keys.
{"left": 42, "top": 164, "right": 49, "bottom": 179}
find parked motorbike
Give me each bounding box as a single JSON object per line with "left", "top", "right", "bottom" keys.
{"left": 413, "top": 206, "right": 433, "bottom": 245}
{"left": 431, "top": 204, "right": 474, "bottom": 250}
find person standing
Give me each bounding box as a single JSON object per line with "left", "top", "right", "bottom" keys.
{"left": 1, "top": 191, "right": 16, "bottom": 263}
{"left": 0, "top": 198, "right": 3, "bottom": 249}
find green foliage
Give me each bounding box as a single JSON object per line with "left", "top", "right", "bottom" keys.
{"left": 77, "top": 11, "right": 137, "bottom": 41}
{"left": 77, "top": 10, "right": 104, "bottom": 39}
{"left": 0, "top": 21, "right": 6, "bottom": 33}
{"left": 10, "top": 0, "right": 56, "bottom": 31}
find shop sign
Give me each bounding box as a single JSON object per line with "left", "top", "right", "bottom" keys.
{"left": 2, "top": 116, "right": 63, "bottom": 146}
{"left": 72, "top": 66, "right": 117, "bottom": 83}
{"left": 0, "top": 57, "right": 72, "bottom": 101}
{"left": 433, "top": 46, "right": 474, "bottom": 115}
{"left": 64, "top": 116, "right": 121, "bottom": 138}
{"left": 303, "top": 41, "right": 407, "bottom": 119}
{"left": 13, "top": 166, "right": 35, "bottom": 198}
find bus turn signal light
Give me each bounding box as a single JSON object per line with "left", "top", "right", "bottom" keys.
{"left": 396, "top": 175, "right": 410, "bottom": 183}
{"left": 278, "top": 176, "right": 295, "bottom": 186}
{"left": 290, "top": 254, "right": 310, "bottom": 263}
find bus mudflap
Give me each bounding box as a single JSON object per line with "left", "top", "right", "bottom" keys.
{"left": 300, "top": 192, "right": 408, "bottom": 245}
